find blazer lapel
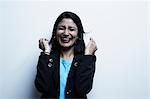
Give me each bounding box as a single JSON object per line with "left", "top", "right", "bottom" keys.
{"left": 52, "top": 52, "right": 60, "bottom": 91}
{"left": 67, "top": 56, "right": 79, "bottom": 80}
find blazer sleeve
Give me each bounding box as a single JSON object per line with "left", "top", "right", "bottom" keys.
{"left": 34, "top": 52, "right": 53, "bottom": 93}
{"left": 75, "top": 55, "right": 96, "bottom": 95}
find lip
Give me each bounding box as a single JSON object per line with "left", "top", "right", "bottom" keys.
{"left": 60, "top": 37, "right": 70, "bottom": 43}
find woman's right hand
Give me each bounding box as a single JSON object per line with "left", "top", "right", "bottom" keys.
{"left": 39, "top": 38, "right": 51, "bottom": 53}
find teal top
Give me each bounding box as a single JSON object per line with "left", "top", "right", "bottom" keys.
{"left": 59, "top": 58, "right": 72, "bottom": 99}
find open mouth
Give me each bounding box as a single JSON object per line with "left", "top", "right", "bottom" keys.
{"left": 59, "top": 35, "right": 74, "bottom": 43}
{"left": 60, "top": 37, "right": 70, "bottom": 43}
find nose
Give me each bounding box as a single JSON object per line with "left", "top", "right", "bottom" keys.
{"left": 64, "top": 29, "right": 69, "bottom": 35}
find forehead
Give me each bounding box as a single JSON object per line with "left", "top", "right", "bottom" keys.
{"left": 58, "top": 18, "right": 77, "bottom": 27}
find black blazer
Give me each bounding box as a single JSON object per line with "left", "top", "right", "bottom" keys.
{"left": 35, "top": 51, "right": 96, "bottom": 99}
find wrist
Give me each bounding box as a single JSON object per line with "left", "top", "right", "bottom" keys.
{"left": 44, "top": 49, "right": 50, "bottom": 55}
{"left": 84, "top": 51, "right": 93, "bottom": 55}
{"left": 44, "top": 49, "right": 50, "bottom": 53}
{"left": 43, "top": 51, "right": 50, "bottom": 55}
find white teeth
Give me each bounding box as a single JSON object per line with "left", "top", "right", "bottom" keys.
{"left": 61, "top": 37, "right": 70, "bottom": 42}
{"left": 62, "top": 37, "right": 69, "bottom": 40}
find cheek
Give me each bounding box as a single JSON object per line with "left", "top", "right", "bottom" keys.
{"left": 56, "top": 30, "right": 63, "bottom": 37}
{"left": 56, "top": 30, "right": 63, "bottom": 35}
{"left": 71, "top": 31, "right": 78, "bottom": 37}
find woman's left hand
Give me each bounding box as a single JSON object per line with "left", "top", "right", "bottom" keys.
{"left": 84, "top": 38, "right": 97, "bottom": 55}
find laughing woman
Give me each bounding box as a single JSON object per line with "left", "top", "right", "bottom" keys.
{"left": 35, "top": 11, "right": 97, "bottom": 99}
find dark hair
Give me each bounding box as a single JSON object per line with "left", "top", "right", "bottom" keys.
{"left": 49, "top": 11, "right": 85, "bottom": 55}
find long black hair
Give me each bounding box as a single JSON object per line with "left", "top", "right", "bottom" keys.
{"left": 49, "top": 11, "right": 85, "bottom": 55}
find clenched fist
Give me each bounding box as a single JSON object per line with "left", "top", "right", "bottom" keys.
{"left": 84, "top": 38, "right": 97, "bottom": 55}
{"left": 39, "top": 38, "right": 51, "bottom": 53}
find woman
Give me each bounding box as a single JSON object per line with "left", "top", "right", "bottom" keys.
{"left": 35, "top": 11, "right": 97, "bottom": 99}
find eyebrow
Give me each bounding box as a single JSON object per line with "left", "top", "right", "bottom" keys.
{"left": 57, "top": 25, "right": 77, "bottom": 29}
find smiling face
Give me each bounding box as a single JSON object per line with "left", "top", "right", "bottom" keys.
{"left": 56, "top": 18, "right": 78, "bottom": 48}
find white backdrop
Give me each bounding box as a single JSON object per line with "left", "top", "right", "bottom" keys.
{"left": 0, "top": 0, "right": 150, "bottom": 99}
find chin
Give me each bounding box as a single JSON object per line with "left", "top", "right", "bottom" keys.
{"left": 60, "top": 43, "right": 74, "bottom": 48}
{"left": 61, "top": 45, "right": 71, "bottom": 48}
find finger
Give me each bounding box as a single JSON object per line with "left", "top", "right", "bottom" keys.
{"left": 44, "top": 38, "right": 48, "bottom": 41}
{"left": 90, "top": 37, "right": 95, "bottom": 41}
{"left": 39, "top": 38, "right": 45, "bottom": 50}
{"left": 90, "top": 38, "right": 97, "bottom": 49}
{"left": 89, "top": 38, "right": 95, "bottom": 44}
{"left": 39, "top": 38, "right": 43, "bottom": 43}
{"left": 42, "top": 38, "right": 47, "bottom": 44}
{"left": 39, "top": 42, "right": 45, "bottom": 50}
{"left": 42, "top": 38, "right": 44, "bottom": 42}
{"left": 39, "top": 38, "right": 43, "bottom": 45}
{"left": 89, "top": 37, "right": 92, "bottom": 40}
{"left": 90, "top": 38, "right": 95, "bottom": 43}
{"left": 91, "top": 39, "right": 97, "bottom": 46}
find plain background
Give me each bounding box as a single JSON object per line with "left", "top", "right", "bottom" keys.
{"left": 0, "top": 0, "right": 150, "bottom": 99}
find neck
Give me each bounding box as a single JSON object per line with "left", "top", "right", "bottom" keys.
{"left": 60, "top": 47, "right": 74, "bottom": 60}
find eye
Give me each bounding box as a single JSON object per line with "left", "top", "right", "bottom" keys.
{"left": 57, "top": 27, "right": 64, "bottom": 30}
{"left": 69, "top": 28, "right": 76, "bottom": 31}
